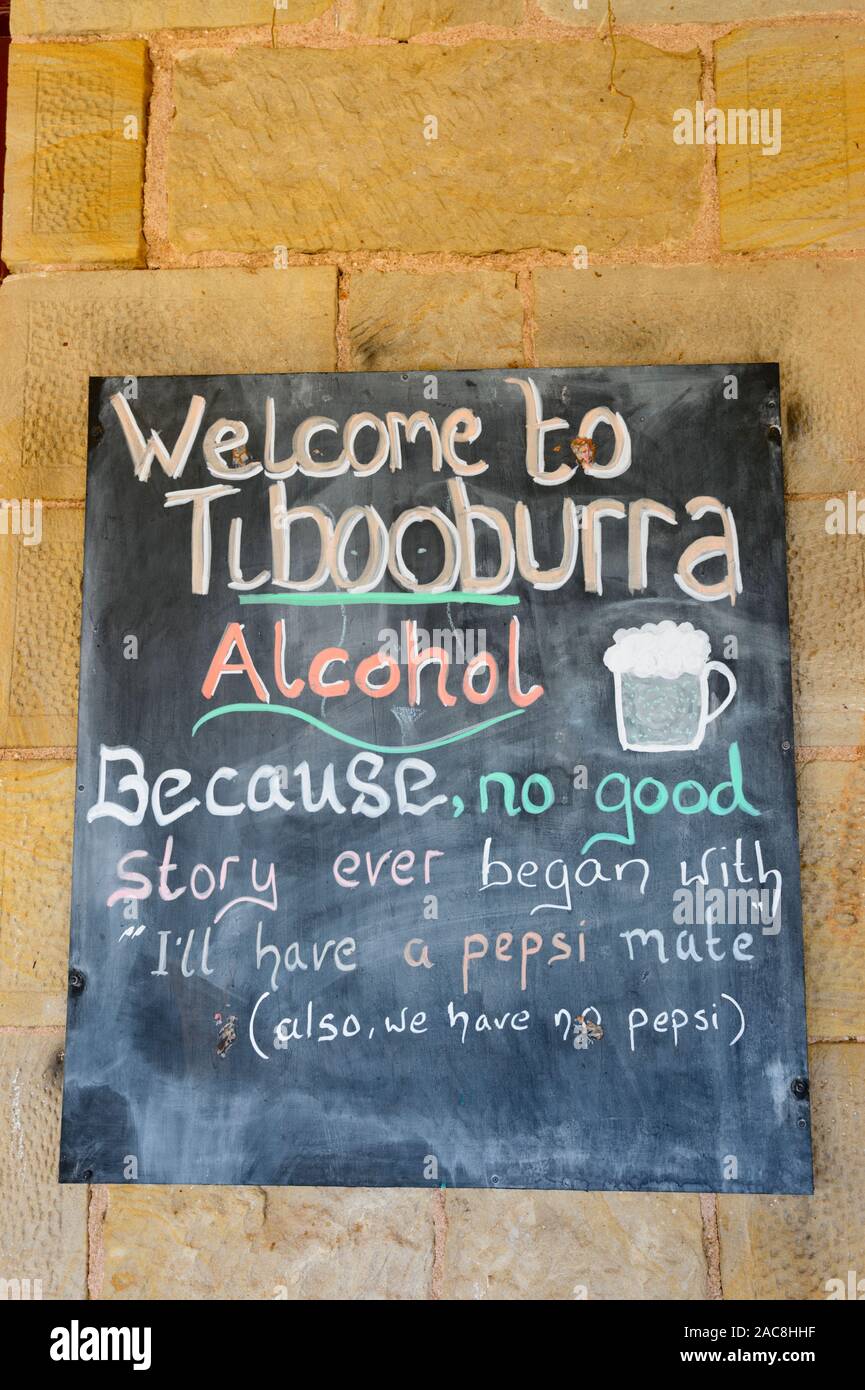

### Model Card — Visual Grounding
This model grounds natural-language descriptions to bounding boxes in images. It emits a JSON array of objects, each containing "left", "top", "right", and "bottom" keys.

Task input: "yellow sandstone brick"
[
  {"left": 0, "top": 507, "right": 84, "bottom": 749},
  {"left": 0, "top": 994, "right": 66, "bottom": 1027},
  {"left": 719, "top": 1044, "right": 865, "bottom": 1298},
  {"left": 11, "top": 1, "right": 331, "bottom": 34},
  {"left": 533, "top": 261, "right": 865, "bottom": 495},
  {"left": 787, "top": 502, "right": 865, "bottom": 749},
  {"left": 0, "top": 543, "right": 15, "bottom": 744},
  {"left": 0, "top": 1032, "right": 87, "bottom": 1299},
  {"left": 2, "top": 42, "right": 149, "bottom": 270},
  {"left": 348, "top": 271, "right": 524, "bottom": 370},
  {"left": 0, "top": 284, "right": 28, "bottom": 500},
  {"left": 167, "top": 41, "right": 703, "bottom": 256},
  {"left": 715, "top": 25, "right": 865, "bottom": 253},
  {"left": 0, "top": 762, "right": 75, "bottom": 1027},
  {"left": 799, "top": 761, "right": 865, "bottom": 1041},
  {"left": 440, "top": 1190, "right": 707, "bottom": 1299},
  {"left": 343, "top": 0, "right": 523, "bottom": 39},
  {"left": 540, "top": 0, "right": 865, "bottom": 23},
  {"left": 0, "top": 268, "right": 338, "bottom": 500},
  {"left": 100, "top": 1186, "right": 433, "bottom": 1298}
]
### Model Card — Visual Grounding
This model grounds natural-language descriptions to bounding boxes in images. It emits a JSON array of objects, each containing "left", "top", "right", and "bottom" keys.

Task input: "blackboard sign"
[{"left": 60, "top": 365, "right": 813, "bottom": 1193}]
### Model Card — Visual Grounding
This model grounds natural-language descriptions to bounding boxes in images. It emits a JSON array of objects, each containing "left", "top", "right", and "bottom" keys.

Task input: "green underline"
[
  {"left": 238, "top": 591, "right": 519, "bottom": 608},
  {"left": 191, "top": 702, "right": 526, "bottom": 753}
]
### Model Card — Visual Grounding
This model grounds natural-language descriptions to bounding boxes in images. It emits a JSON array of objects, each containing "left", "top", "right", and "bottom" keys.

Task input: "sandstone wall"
[{"left": 1, "top": 0, "right": 863, "bottom": 1300}]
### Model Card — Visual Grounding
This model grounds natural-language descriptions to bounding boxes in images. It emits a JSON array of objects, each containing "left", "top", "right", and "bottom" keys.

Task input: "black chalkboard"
[{"left": 60, "top": 365, "right": 813, "bottom": 1193}]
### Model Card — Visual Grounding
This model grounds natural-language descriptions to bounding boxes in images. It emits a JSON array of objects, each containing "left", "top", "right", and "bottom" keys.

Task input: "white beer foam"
[{"left": 603, "top": 620, "right": 710, "bottom": 680}]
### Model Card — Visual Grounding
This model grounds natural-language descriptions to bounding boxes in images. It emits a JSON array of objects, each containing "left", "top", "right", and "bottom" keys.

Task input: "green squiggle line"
[
  {"left": 239, "top": 591, "right": 519, "bottom": 608},
  {"left": 191, "top": 702, "right": 526, "bottom": 753}
]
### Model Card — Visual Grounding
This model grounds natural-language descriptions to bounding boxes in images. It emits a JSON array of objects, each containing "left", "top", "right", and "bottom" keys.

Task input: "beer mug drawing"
[{"left": 603, "top": 620, "right": 737, "bottom": 753}]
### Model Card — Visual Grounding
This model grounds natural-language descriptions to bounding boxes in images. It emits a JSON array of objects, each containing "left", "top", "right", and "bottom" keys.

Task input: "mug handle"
[{"left": 703, "top": 660, "right": 737, "bottom": 724}]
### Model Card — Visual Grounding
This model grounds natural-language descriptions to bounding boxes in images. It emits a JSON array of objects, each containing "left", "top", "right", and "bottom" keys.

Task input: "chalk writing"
[{"left": 60, "top": 366, "right": 812, "bottom": 1194}]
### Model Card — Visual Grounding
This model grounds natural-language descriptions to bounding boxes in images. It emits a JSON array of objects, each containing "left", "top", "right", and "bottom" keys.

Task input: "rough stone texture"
[
  {"left": 12, "top": 1, "right": 331, "bottom": 33},
  {"left": 440, "top": 1190, "right": 707, "bottom": 1298},
  {"left": 0, "top": 508, "right": 84, "bottom": 749},
  {"left": 0, "top": 548, "right": 14, "bottom": 750},
  {"left": 343, "top": 0, "right": 522, "bottom": 38},
  {"left": 534, "top": 262, "right": 865, "bottom": 495},
  {"left": 719, "top": 1044, "right": 865, "bottom": 1298},
  {"left": 2, "top": 42, "right": 149, "bottom": 270},
  {"left": 0, "top": 1032, "right": 87, "bottom": 1299},
  {"left": 0, "top": 268, "right": 338, "bottom": 500},
  {"left": 540, "top": 0, "right": 865, "bottom": 21},
  {"left": 715, "top": 25, "right": 865, "bottom": 253},
  {"left": 787, "top": 502, "right": 865, "bottom": 750},
  {"left": 348, "top": 270, "right": 524, "bottom": 370},
  {"left": 0, "top": 284, "right": 28, "bottom": 499},
  {"left": 100, "top": 1185, "right": 433, "bottom": 1298},
  {"left": 167, "top": 41, "right": 703, "bottom": 256},
  {"left": 0, "top": 762, "right": 74, "bottom": 1026},
  {"left": 799, "top": 762, "right": 865, "bottom": 1041}
]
